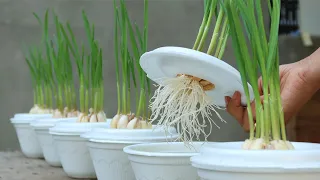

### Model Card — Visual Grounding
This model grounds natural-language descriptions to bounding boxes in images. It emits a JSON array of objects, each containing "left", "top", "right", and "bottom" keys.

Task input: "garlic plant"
[
  {"left": 225, "top": 0, "right": 294, "bottom": 150},
  {"left": 62, "top": 11, "right": 106, "bottom": 123},
  {"left": 149, "top": 0, "right": 230, "bottom": 142},
  {"left": 25, "top": 46, "right": 53, "bottom": 114},
  {"left": 32, "top": 10, "right": 79, "bottom": 118},
  {"left": 49, "top": 12, "right": 79, "bottom": 118},
  {"left": 110, "top": 0, "right": 152, "bottom": 129}
]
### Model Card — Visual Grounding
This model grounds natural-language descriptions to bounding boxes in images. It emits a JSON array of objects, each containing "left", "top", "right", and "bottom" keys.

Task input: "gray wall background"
[{"left": 0, "top": 0, "right": 316, "bottom": 150}]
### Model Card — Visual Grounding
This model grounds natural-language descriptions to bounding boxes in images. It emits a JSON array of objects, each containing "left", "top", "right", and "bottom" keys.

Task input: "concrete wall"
[
  {"left": 0, "top": 0, "right": 314, "bottom": 150},
  {"left": 299, "top": 0, "right": 320, "bottom": 36}
]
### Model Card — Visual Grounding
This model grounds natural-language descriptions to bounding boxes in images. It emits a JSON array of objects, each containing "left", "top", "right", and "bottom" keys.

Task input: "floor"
[{"left": 0, "top": 151, "right": 94, "bottom": 180}]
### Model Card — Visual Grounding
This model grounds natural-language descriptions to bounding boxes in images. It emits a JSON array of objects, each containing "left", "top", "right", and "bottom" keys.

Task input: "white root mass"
[
  {"left": 150, "top": 75, "right": 226, "bottom": 143},
  {"left": 110, "top": 114, "right": 152, "bottom": 129},
  {"left": 242, "top": 138, "right": 295, "bottom": 150}
]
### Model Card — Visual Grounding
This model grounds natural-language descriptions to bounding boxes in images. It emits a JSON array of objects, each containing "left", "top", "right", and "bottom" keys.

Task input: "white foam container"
[
  {"left": 49, "top": 120, "right": 111, "bottom": 179},
  {"left": 123, "top": 142, "right": 206, "bottom": 180},
  {"left": 81, "top": 126, "right": 180, "bottom": 180},
  {"left": 30, "top": 117, "right": 77, "bottom": 167},
  {"left": 140, "top": 46, "right": 255, "bottom": 107},
  {"left": 191, "top": 141, "right": 320, "bottom": 180},
  {"left": 10, "top": 113, "right": 52, "bottom": 158}
]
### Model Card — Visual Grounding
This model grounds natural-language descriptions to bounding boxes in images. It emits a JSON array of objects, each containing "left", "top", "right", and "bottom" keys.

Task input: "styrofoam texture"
[
  {"left": 49, "top": 120, "right": 111, "bottom": 136},
  {"left": 191, "top": 141, "right": 320, "bottom": 180},
  {"left": 49, "top": 121, "right": 110, "bottom": 178},
  {"left": 11, "top": 113, "right": 52, "bottom": 123},
  {"left": 10, "top": 113, "right": 52, "bottom": 158},
  {"left": 52, "top": 135, "right": 97, "bottom": 178},
  {"left": 81, "top": 125, "right": 179, "bottom": 143},
  {"left": 123, "top": 142, "right": 208, "bottom": 180},
  {"left": 31, "top": 117, "right": 77, "bottom": 129},
  {"left": 140, "top": 46, "right": 254, "bottom": 107},
  {"left": 83, "top": 126, "right": 180, "bottom": 180},
  {"left": 13, "top": 113, "right": 52, "bottom": 118},
  {"left": 31, "top": 117, "right": 77, "bottom": 166}
]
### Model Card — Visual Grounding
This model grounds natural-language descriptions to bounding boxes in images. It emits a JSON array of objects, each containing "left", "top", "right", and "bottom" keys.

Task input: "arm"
[{"left": 300, "top": 48, "right": 320, "bottom": 90}]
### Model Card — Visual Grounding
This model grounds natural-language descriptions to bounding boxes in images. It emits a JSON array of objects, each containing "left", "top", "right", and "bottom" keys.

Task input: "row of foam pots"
[
  {"left": 10, "top": 113, "right": 320, "bottom": 180},
  {"left": 10, "top": 113, "right": 201, "bottom": 179}
]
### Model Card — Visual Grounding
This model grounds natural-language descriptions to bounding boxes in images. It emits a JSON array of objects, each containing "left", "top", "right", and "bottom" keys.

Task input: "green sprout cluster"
[
  {"left": 193, "top": 0, "right": 230, "bottom": 58},
  {"left": 25, "top": 9, "right": 104, "bottom": 120},
  {"left": 113, "top": 0, "right": 151, "bottom": 120},
  {"left": 59, "top": 11, "right": 105, "bottom": 122},
  {"left": 224, "top": 0, "right": 287, "bottom": 143},
  {"left": 25, "top": 10, "right": 78, "bottom": 116},
  {"left": 25, "top": 46, "right": 53, "bottom": 112}
]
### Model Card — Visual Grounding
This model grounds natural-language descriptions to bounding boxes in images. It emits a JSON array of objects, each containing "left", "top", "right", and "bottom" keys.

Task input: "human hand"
[{"left": 226, "top": 49, "right": 320, "bottom": 131}]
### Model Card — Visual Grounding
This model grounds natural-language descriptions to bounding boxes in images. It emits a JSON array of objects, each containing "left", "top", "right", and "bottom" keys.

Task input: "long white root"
[{"left": 150, "top": 75, "right": 226, "bottom": 143}]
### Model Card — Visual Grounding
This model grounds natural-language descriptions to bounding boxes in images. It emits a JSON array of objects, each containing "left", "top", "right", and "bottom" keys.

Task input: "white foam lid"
[{"left": 140, "top": 46, "right": 255, "bottom": 107}]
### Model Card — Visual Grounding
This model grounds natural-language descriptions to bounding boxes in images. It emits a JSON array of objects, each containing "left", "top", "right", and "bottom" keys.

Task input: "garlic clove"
[
  {"left": 89, "top": 114, "right": 98, "bottom": 123},
  {"left": 117, "top": 115, "right": 129, "bottom": 129},
  {"left": 64, "top": 107, "right": 68, "bottom": 116},
  {"left": 285, "top": 141, "right": 295, "bottom": 150},
  {"left": 111, "top": 114, "right": 120, "bottom": 128},
  {"left": 242, "top": 139, "right": 252, "bottom": 150},
  {"left": 53, "top": 109, "right": 64, "bottom": 118},
  {"left": 68, "top": 110, "right": 79, "bottom": 117},
  {"left": 128, "top": 113, "right": 135, "bottom": 121},
  {"left": 97, "top": 111, "right": 106, "bottom": 122},
  {"left": 127, "top": 117, "right": 139, "bottom": 129},
  {"left": 136, "top": 120, "right": 142, "bottom": 129},
  {"left": 77, "top": 112, "right": 84, "bottom": 122},
  {"left": 250, "top": 138, "right": 266, "bottom": 150},
  {"left": 140, "top": 120, "right": 152, "bottom": 129},
  {"left": 270, "top": 140, "right": 289, "bottom": 150},
  {"left": 82, "top": 115, "right": 89, "bottom": 123}
]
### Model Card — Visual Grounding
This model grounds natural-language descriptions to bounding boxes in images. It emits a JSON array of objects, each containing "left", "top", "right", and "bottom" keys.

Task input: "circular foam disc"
[{"left": 140, "top": 46, "right": 254, "bottom": 107}]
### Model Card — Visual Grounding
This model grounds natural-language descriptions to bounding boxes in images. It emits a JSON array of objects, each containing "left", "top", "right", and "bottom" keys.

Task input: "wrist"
[{"left": 299, "top": 48, "right": 320, "bottom": 92}]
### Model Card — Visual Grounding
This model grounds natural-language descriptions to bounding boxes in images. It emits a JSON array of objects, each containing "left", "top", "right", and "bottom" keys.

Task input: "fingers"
[
  {"left": 232, "top": 91, "right": 242, "bottom": 107},
  {"left": 226, "top": 91, "right": 249, "bottom": 131}
]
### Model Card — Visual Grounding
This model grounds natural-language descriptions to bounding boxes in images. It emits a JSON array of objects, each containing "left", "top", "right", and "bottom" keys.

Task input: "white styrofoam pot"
[
  {"left": 140, "top": 46, "right": 254, "bottom": 107},
  {"left": 30, "top": 117, "right": 77, "bottom": 167},
  {"left": 49, "top": 120, "right": 111, "bottom": 178},
  {"left": 123, "top": 142, "right": 209, "bottom": 180},
  {"left": 81, "top": 126, "right": 179, "bottom": 180},
  {"left": 13, "top": 113, "right": 52, "bottom": 118},
  {"left": 191, "top": 141, "right": 320, "bottom": 180},
  {"left": 10, "top": 113, "right": 52, "bottom": 158}
]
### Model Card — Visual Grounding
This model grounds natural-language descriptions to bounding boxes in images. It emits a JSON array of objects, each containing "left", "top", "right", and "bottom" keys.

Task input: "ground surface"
[{"left": 0, "top": 151, "right": 94, "bottom": 180}]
